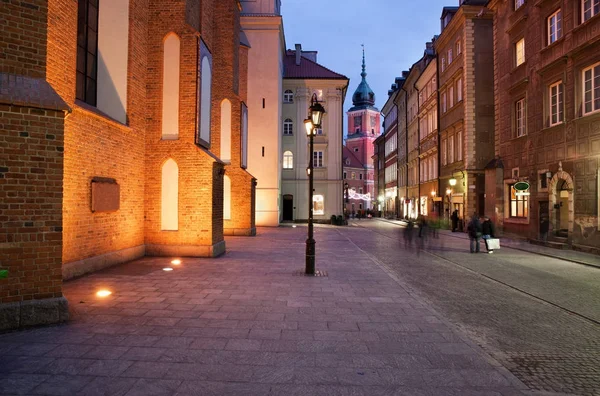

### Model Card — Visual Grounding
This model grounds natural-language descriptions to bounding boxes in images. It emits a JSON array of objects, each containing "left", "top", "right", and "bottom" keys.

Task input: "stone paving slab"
[{"left": 0, "top": 227, "right": 529, "bottom": 395}]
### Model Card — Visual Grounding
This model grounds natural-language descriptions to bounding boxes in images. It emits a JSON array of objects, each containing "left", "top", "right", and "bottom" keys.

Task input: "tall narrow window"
[
  {"left": 549, "top": 81, "right": 564, "bottom": 126},
  {"left": 457, "top": 131, "right": 463, "bottom": 161},
  {"left": 313, "top": 151, "right": 324, "bottom": 168},
  {"left": 76, "top": 0, "right": 99, "bottom": 106},
  {"left": 441, "top": 57, "right": 446, "bottom": 72},
  {"left": 313, "top": 195, "right": 324, "bottom": 215},
  {"left": 449, "top": 86, "right": 454, "bottom": 108},
  {"left": 223, "top": 176, "right": 231, "bottom": 220},
  {"left": 283, "top": 150, "right": 293, "bottom": 169},
  {"left": 162, "top": 33, "right": 180, "bottom": 139},
  {"left": 583, "top": 62, "right": 600, "bottom": 115},
  {"left": 161, "top": 159, "right": 178, "bottom": 231},
  {"left": 456, "top": 40, "right": 461, "bottom": 55},
  {"left": 441, "top": 92, "right": 447, "bottom": 113},
  {"left": 220, "top": 99, "right": 232, "bottom": 162},
  {"left": 515, "top": 38, "right": 525, "bottom": 67},
  {"left": 515, "top": 0, "right": 525, "bottom": 9},
  {"left": 200, "top": 55, "right": 212, "bottom": 145},
  {"left": 283, "top": 119, "right": 293, "bottom": 135},
  {"left": 457, "top": 78, "right": 463, "bottom": 102},
  {"left": 516, "top": 98, "right": 526, "bottom": 137},
  {"left": 548, "top": 9, "right": 562, "bottom": 45},
  {"left": 442, "top": 139, "right": 447, "bottom": 166},
  {"left": 449, "top": 136, "right": 454, "bottom": 164},
  {"left": 283, "top": 89, "right": 294, "bottom": 103},
  {"left": 448, "top": 48, "right": 453, "bottom": 64},
  {"left": 510, "top": 185, "right": 529, "bottom": 218},
  {"left": 582, "top": 0, "right": 600, "bottom": 23}
]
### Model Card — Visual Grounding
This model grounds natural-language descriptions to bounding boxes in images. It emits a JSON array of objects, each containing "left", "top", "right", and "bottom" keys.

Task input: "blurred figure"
[
  {"left": 404, "top": 220, "right": 415, "bottom": 249},
  {"left": 451, "top": 209, "right": 459, "bottom": 232},
  {"left": 467, "top": 213, "right": 482, "bottom": 253},
  {"left": 540, "top": 214, "right": 549, "bottom": 243},
  {"left": 481, "top": 216, "right": 496, "bottom": 254},
  {"left": 417, "top": 215, "right": 428, "bottom": 252}
]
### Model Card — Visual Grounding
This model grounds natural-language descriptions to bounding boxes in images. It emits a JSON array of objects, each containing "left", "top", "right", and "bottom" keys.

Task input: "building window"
[
  {"left": 283, "top": 119, "right": 293, "bottom": 135},
  {"left": 515, "top": 0, "right": 525, "bottom": 10},
  {"left": 516, "top": 98, "right": 526, "bottom": 137},
  {"left": 442, "top": 138, "right": 447, "bottom": 166},
  {"left": 283, "top": 150, "right": 293, "bottom": 169},
  {"left": 283, "top": 89, "right": 294, "bottom": 103},
  {"left": 162, "top": 33, "right": 181, "bottom": 139},
  {"left": 351, "top": 172, "right": 356, "bottom": 179},
  {"left": 441, "top": 92, "right": 447, "bottom": 113},
  {"left": 449, "top": 86, "right": 454, "bottom": 108},
  {"left": 583, "top": 62, "right": 600, "bottom": 115},
  {"left": 199, "top": 51, "right": 213, "bottom": 147},
  {"left": 241, "top": 103, "right": 248, "bottom": 168},
  {"left": 509, "top": 185, "right": 529, "bottom": 218},
  {"left": 223, "top": 175, "right": 231, "bottom": 220},
  {"left": 76, "top": 0, "right": 99, "bottom": 106},
  {"left": 582, "top": 0, "right": 600, "bottom": 23},
  {"left": 539, "top": 171, "right": 549, "bottom": 191},
  {"left": 457, "top": 78, "right": 463, "bottom": 102},
  {"left": 448, "top": 48, "right": 453, "bottom": 64},
  {"left": 343, "top": 172, "right": 347, "bottom": 179},
  {"left": 515, "top": 38, "right": 525, "bottom": 67},
  {"left": 359, "top": 187, "right": 363, "bottom": 194},
  {"left": 448, "top": 135, "right": 454, "bottom": 164},
  {"left": 354, "top": 115, "right": 362, "bottom": 128},
  {"left": 548, "top": 9, "right": 562, "bottom": 45},
  {"left": 456, "top": 40, "right": 461, "bottom": 55},
  {"left": 457, "top": 131, "right": 463, "bottom": 161},
  {"left": 549, "top": 81, "right": 564, "bottom": 126},
  {"left": 313, "top": 195, "right": 324, "bottom": 215},
  {"left": 315, "top": 128, "right": 323, "bottom": 135},
  {"left": 354, "top": 147, "right": 359, "bottom": 152},
  {"left": 220, "top": 99, "right": 231, "bottom": 162},
  {"left": 161, "top": 159, "right": 178, "bottom": 231},
  {"left": 371, "top": 115, "right": 377, "bottom": 126},
  {"left": 313, "top": 151, "right": 324, "bottom": 168},
  {"left": 359, "top": 173, "right": 363, "bottom": 180},
  {"left": 441, "top": 57, "right": 446, "bottom": 72}
]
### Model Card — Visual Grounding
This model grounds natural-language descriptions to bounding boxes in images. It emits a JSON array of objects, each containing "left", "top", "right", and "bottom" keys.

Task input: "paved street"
[
  {"left": 342, "top": 219, "right": 600, "bottom": 395},
  {"left": 0, "top": 226, "right": 528, "bottom": 396}
]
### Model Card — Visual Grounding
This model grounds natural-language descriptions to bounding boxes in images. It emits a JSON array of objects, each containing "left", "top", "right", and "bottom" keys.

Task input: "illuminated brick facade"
[{"left": 0, "top": 0, "right": 254, "bottom": 330}]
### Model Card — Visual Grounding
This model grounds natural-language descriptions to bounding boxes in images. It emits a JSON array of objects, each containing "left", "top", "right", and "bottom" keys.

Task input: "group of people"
[{"left": 466, "top": 214, "right": 497, "bottom": 254}]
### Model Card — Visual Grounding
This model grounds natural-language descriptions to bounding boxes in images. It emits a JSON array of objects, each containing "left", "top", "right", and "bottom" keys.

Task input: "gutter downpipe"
[
  {"left": 414, "top": 82, "right": 421, "bottom": 217},
  {"left": 400, "top": 86, "right": 409, "bottom": 220}
]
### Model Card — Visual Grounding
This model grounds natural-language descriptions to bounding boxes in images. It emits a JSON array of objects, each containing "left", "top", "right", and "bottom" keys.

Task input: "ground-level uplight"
[
  {"left": 96, "top": 290, "right": 112, "bottom": 297},
  {"left": 163, "top": 267, "right": 174, "bottom": 272},
  {"left": 171, "top": 259, "right": 181, "bottom": 265}
]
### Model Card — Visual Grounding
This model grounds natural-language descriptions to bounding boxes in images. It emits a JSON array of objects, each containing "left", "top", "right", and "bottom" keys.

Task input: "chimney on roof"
[{"left": 295, "top": 44, "right": 302, "bottom": 66}]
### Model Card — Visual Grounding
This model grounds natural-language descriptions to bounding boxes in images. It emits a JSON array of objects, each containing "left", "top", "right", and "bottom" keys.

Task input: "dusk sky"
[{"left": 282, "top": 0, "right": 455, "bottom": 132}]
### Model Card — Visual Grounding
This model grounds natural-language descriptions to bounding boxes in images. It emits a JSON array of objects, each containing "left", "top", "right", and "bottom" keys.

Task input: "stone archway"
[{"left": 547, "top": 164, "right": 574, "bottom": 240}]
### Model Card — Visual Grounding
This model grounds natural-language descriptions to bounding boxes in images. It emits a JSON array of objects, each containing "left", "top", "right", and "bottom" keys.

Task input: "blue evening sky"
[{"left": 282, "top": 0, "right": 455, "bottom": 132}]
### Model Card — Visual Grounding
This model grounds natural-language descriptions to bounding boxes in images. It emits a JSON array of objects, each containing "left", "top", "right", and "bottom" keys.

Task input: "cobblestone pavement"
[
  {"left": 343, "top": 219, "right": 600, "bottom": 396},
  {"left": 0, "top": 226, "right": 529, "bottom": 396}
]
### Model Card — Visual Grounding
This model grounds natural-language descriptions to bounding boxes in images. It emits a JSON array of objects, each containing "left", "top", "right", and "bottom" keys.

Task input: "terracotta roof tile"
[{"left": 284, "top": 52, "right": 348, "bottom": 80}]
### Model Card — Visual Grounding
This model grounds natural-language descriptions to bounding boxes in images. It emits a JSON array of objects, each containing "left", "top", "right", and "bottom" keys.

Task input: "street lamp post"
[{"left": 303, "top": 94, "right": 325, "bottom": 275}]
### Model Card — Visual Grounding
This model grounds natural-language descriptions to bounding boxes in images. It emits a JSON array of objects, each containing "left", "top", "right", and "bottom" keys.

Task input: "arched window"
[
  {"left": 162, "top": 33, "right": 180, "bottom": 139},
  {"left": 161, "top": 159, "right": 178, "bottom": 230},
  {"left": 220, "top": 99, "right": 231, "bottom": 162},
  {"left": 283, "top": 151, "right": 293, "bottom": 169},
  {"left": 283, "top": 90, "right": 294, "bottom": 103},
  {"left": 283, "top": 119, "right": 293, "bottom": 135},
  {"left": 223, "top": 175, "right": 231, "bottom": 220},
  {"left": 200, "top": 56, "right": 212, "bottom": 145}
]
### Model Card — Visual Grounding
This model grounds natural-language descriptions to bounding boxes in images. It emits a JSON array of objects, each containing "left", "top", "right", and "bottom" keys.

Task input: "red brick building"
[
  {"left": 488, "top": 0, "right": 600, "bottom": 251},
  {"left": 0, "top": 0, "right": 254, "bottom": 330}
]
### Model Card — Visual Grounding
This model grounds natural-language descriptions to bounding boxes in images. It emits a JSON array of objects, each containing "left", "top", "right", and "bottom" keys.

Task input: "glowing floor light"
[
  {"left": 171, "top": 259, "right": 181, "bottom": 265},
  {"left": 163, "top": 267, "right": 174, "bottom": 272},
  {"left": 96, "top": 290, "right": 112, "bottom": 297}
]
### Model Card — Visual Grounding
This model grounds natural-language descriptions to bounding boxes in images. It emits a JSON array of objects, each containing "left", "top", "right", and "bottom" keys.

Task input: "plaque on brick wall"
[{"left": 91, "top": 178, "right": 120, "bottom": 213}]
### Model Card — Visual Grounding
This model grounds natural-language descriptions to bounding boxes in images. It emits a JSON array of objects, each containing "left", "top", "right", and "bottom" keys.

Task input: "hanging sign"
[{"left": 514, "top": 181, "right": 530, "bottom": 191}]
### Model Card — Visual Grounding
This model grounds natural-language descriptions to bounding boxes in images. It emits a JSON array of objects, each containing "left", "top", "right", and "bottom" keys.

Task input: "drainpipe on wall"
[
  {"left": 400, "top": 86, "right": 409, "bottom": 220},
  {"left": 435, "top": 50, "right": 442, "bottom": 222},
  {"left": 414, "top": 83, "right": 421, "bottom": 217}
]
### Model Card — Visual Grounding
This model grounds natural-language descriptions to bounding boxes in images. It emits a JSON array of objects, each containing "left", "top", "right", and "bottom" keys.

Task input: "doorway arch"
[
  {"left": 282, "top": 194, "right": 293, "bottom": 222},
  {"left": 548, "top": 168, "right": 574, "bottom": 239}
]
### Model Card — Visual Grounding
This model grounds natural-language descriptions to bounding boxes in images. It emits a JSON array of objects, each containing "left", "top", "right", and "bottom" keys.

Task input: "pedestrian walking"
[
  {"left": 481, "top": 216, "right": 496, "bottom": 254},
  {"left": 404, "top": 220, "right": 414, "bottom": 249},
  {"left": 467, "top": 214, "right": 482, "bottom": 253},
  {"left": 417, "top": 215, "right": 428, "bottom": 251},
  {"left": 451, "top": 209, "right": 459, "bottom": 232}
]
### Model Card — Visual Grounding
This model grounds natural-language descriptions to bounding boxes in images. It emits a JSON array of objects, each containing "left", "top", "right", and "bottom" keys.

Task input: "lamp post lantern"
[{"left": 304, "top": 94, "right": 325, "bottom": 275}]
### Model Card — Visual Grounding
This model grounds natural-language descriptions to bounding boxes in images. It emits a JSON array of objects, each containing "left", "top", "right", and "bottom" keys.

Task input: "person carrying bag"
[{"left": 481, "top": 216, "right": 499, "bottom": 254}]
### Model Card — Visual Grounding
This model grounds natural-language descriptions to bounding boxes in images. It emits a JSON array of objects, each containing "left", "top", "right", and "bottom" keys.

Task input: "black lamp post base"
[{"left": 305, "top": 238, "right": 315, "bottom": 275}]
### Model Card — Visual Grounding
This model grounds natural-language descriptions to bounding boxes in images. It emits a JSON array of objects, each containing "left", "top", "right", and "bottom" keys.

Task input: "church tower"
[{"left": 344, "top": 48, "right": 381, "bottom": 212}]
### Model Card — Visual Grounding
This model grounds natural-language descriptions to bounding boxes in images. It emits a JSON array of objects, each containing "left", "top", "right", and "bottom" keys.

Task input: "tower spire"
[{"left": 361, "top": 44, "right": 367, "bottom": 80}]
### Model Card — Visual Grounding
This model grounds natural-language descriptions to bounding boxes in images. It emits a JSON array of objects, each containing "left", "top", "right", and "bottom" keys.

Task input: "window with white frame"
[
  {"left": 583, "top": 62, "right": 600, "bottom": 115},
  {"left": 515, "top": 38, "right": 525, "bottom": 67},
  {"left": 449, "top": 135, "right": 454, "bottom": 164},
  {"left": 283, "top": 150, "right": 293, "bottom": 169},
  {"left": 457, "top": 131, "right": 463, "bottom": 161},
  {"left": 449, "top": 86, "right": 454, "bottom": 108},
  {"left": 509, "top": 184, "right": 529, "bottom": 218},
  {"left": 582, "top": 0, "right": 600, "bottom": 23},
  {"left": 283, "top": 119, "right": 293, "bottom": 135},
  {"left": 456, "top": 40, "right": 461, "bottom": 55},
  {"left": 448, "top": 48, "right": 453, "bottom": 64},
  {"left": 549, "top": 81, "right": 564, "bottom": 126},
  {"left": 516, "top": 98, "right": 526, "bottom": 137},
  {"left": 313, "top": 151, "right": 324, "bottom": 168},
  {"left": 283, "top": 89, "right": 294, "bottom": 103},
  {"left": 441, "top": 57, "right": 446, "bottom": 72},
  {"left": 442, "top": 92, "right": 447, "bottom": 113},
  {"left": 457, "top": 78, "right": 463, "bottom": 102},
  {"left": 442, "top": 138, "right": 447, "bottom": 165},
  {"left": 515, "top": 0, "right": 525, "bottom": 10},
  {"left": 548, "top": 9, "right": 562, "bottom": 45}
]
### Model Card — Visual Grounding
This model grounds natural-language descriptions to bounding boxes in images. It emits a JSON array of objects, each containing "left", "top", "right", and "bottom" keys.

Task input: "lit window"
[
  {"left": 516, "top": 98, "right": 526, "bottom": 137},
  {"left": 457, "top": 78, "right": 463, "bottom": 102},
  {"left": 549, "top": 81, "right": 564, "bottom": 126},
  {"left": 283, "top": 89, "right": 294, "bottom": 103},
  {"left": 283, "top": 150, "right": 293, "bottom": 169},
  {"left": 449, "top": 86, "right": 454, "bottom": 108},
  {"left": 509, "top": 185, "right": 529, "bottom": 218},
  {"left": 351, "top": 172, "right": 356, "bottom": 179},
  {"left": 515, "top": 0, "right": 525, "bottom": 10},
  {"left": 283, "top": 119, "right": 293, "bottom": 135},
  {"left": 313, "top": 151, "right": 324, "bottom": 168},
  {"left": 583, "top": 62, "right": 600, "bottom": 115},
  {"left": 515, "top": 38, "right": 525, "bottom": 67},
  {"left": 582, "top": 0, "right": 600, "bottom": 23},
  {"left": 313, "top": 195, "right": 324, "bottom": 215},
  {"left": 548, "top": 10, "right": 562, "bottom": 45}
]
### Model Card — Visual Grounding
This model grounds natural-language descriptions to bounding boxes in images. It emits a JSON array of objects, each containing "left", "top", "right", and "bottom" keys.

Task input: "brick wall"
[{"left": 0, "top": 105, "right": 64, "bottom": 304}]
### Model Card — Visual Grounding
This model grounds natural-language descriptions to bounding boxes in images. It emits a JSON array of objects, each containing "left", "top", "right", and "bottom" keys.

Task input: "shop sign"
[{"left": 514, "top": 181, "right": 530, "bottom": 191}]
